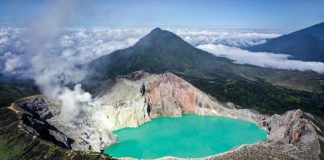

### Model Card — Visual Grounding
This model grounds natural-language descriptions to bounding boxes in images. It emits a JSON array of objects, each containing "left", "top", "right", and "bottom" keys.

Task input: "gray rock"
[{"left": 12, "top": 72, "right": 324, "bottom": 159}]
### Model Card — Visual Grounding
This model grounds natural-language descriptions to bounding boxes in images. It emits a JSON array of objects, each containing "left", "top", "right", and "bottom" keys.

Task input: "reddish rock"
[
  {"left": 291, "top": 130, "right": 300, "bottom": 143},
  {"left": 144, "top": 73, "right": 199, "bottom": 117}
]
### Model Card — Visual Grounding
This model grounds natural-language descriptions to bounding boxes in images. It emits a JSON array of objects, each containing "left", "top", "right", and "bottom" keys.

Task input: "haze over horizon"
[{"left": 0, "top": 0, "right": 324, "bottom": 32}]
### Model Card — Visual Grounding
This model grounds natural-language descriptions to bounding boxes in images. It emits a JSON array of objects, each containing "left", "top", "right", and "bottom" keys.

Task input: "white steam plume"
[{"left": 24, "top": 0, "right": 96, "bottom": 123}]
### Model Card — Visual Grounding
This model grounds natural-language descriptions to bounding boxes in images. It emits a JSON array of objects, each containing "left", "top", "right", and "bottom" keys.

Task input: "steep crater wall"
[{"left": 11, "top": 71, "right": 324, "bottom": 159}]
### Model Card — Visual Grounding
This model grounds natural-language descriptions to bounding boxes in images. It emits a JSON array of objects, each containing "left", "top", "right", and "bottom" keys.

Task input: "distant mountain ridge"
[
  {"left": 85, "top": 27, "right": 323, "bottom": 92},
  {"left": 247, "top": 22, "right": 324, "bottom": 62}
]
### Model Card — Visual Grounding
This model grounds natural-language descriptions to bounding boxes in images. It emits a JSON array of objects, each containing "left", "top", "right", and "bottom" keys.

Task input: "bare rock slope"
[{"left": 11, "top": 71, "right": 324, "bottom": 159}]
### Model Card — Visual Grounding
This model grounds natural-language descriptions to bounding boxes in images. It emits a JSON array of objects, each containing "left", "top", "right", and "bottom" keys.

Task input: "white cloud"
[
  {"left": 197, "top": 44, "right": 324, "bottom": 73},
  {"left": 55, "top": 27, "right": 150, "bottom": 65},
  {"left": 172, "top": 28, "right": 280, "bottom": 47},
  {"left": 0, "top": 21, "right": 323, "bottom": 126},
  {"left": 1, "top": 27, "right": 278, "bottom": 74},
  {"left": 3, "top": 55, "right": 24, "bottom": 72},
  {"left": 1, "top": 26, "right": 323, "bottom": 77},
  {"left": 0, "top": 27, "right": 144, "bottom": 77},
  {"left": 0, "top": 37, "right": 8, "bottom": 45}
]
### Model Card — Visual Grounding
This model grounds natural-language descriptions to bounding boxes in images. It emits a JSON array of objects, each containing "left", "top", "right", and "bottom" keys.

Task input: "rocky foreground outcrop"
[
  {"left": 0, "top": 107, "right": 110, "bottom": 160},
  {"left": 10, "top": 71, "right": 324, "bottom": 159}
]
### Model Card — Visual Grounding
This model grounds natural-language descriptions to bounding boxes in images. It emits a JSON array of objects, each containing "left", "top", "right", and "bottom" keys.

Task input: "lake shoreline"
[{"left": 104, "top": 114, "right": 267, "bottom": 159}]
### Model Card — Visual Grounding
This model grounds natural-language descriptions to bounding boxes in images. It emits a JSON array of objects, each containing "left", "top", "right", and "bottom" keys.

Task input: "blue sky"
[{"left": 0, "top": 0, "right": 324, "bottom": 31}]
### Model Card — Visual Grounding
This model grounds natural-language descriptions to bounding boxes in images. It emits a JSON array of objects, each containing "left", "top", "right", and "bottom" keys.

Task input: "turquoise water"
[{"left": 104, "top": 114, "right": 267, "bottom": 159}]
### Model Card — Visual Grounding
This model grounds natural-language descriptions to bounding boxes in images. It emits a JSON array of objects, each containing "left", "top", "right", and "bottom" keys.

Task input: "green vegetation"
[
  {"left": 87, "top": 28, "right": 324, "bottom": 92},
  {"left": 0, "top": 81, "right": 39, "bottom": 108},
  {"left": 1, "top": 28, "right": 323, "bottom": 159},
  {"left": 0, "top": 108, "right": 111, "bottom": 160},
  {"left": 184, "top": 75, "right": 324, "bottom": 117},
  {"left": 0, "top": 78, "right": 112, "bottom": 160},
  {"left": 86, "top": 28, "right": 324, "bottom": 118}
]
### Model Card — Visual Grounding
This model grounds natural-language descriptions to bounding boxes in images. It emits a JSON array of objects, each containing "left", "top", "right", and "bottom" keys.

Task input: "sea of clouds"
[
  {"left": 0, "top": 26, "right": 283, "bottom": 76},
  {"left": 2, "top": 26, "right": 324, "bottom": 77},
  {"left": 197, "top": 44, "right": 324, "bottom": 73}
]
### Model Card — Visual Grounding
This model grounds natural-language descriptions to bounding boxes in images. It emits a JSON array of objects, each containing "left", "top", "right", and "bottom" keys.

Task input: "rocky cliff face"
[
  {"left": 11, "top": 71, "right": 324, "bottom": 159},
  {"left": 14, "top": 96, "right": 117, "bottom": 152},
  {"left": 98, "top": 71, "right": 266, "bottom": 130}
]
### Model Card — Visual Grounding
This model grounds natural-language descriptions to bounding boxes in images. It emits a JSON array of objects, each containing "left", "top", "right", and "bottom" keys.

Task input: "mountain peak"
[
  {"left": 151, "top": 27, "right": 163, "bottom": 33},
  {"left": 88, "top": 26, "right": 234, "bottom": 82},
  {"left": 147, "top": 27, "right": 171, "bottom": 37},
  {"left": 135, "top": 27, "right": 184, "bottom": 47},
  {"left": 146, "top": 27, "right": 167, "bottom": 37}
]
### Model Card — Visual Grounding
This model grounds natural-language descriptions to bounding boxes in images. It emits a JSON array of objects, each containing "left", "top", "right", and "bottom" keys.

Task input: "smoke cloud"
[
  {"left": 58, "top": 84, "right": 93, "bottom": 122},
  {"left": 22, "top": 0, "right": 97, "bottom": 123}
]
